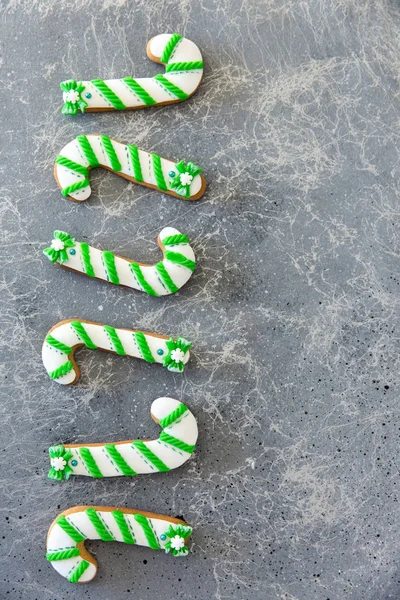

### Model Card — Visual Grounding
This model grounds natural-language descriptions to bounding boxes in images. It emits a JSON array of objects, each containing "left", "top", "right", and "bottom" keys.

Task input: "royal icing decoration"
[
  {"left": 54, "top": 135, "right": 205, "bottom": 201},
  {"left": 48, "top": 397, "right": 197, "bottom": 480},
  {"left": 46, "top": 506, "right": 192, "bottom": 583},
  {"left": 60, "top": 33, "right": 203, "bottom": 115},
  {"left": 43, "top": 227, "right": 196, "bottom": 295},
  {"left": 42, "top": 319, "right": 192, "bottom": 385}
]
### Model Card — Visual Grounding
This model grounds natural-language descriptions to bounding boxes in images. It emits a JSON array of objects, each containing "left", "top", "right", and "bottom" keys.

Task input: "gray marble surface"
[{"left": 1, "top": 1, "right": 400, "bottom": 599}]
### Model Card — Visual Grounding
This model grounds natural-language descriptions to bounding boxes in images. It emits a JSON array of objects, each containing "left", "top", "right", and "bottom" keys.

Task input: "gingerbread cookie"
[
  {"left": 43, "top": 227, "right": 196, "bottom": 295},
  {"left": 60, "top": 33, "right": 203, "bottom": 115},
  {"left": 55, "top": 135, "right": 205, "bottom": 201},
  {"left": 47, "top": 506, "right": 192, "bottom": 583},
  {"left": 48, "top": 397, "right": 198, "bottom": 480},
  {"left": 42, "top": 319, "right": 192, "bottom": 385}
]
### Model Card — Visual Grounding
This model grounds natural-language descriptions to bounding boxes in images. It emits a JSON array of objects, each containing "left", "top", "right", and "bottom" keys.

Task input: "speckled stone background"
[{"left": 1, "top": 1, "right": 400, "bottom": 599}]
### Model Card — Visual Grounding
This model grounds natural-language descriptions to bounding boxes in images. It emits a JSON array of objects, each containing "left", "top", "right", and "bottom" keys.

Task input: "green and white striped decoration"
[
  {"left": 43, "top": 227, "right": 196, "bottom": 296},
  {"left": 60, "top": 34, "right": 203, "bottom": 115},
  {"left": 46, "top": 506, "right": 192, "bottom": 583},
  {"left": 42, "top": 319, "right": 192, "bottom": 385},
  {"left": 48, "top": 397, "right": 197, "bottom": 480},
  {"left": 55, "top": 134, "right": 205, "bottom": 201}
]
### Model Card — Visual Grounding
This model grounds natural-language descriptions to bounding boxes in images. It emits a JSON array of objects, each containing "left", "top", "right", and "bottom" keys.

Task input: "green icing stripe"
[
  {"left": 90, "top": 79, "right": 127, "bottom": 111},
  {"left": 48, "top": 361, "right": 74, "bottom": 380},
  {"left": 77, "top": 135, "right": 100, "bottom": 167},
  {"left": 154, "top": 74, "right": 189, "bottom": 101},
  {"left": 79, "top": 242, "right": 95, "bottom": 278},
  {"left": 70, "top": 321, "right": 97, "bottom": 349},
  {"left": 85, "top": 508, "right": 115, "bottom": 541},
  {"left": 61, "top": 179, "right": 90, "bottom": 198},
  {"left": 159, "top": 403, "right": 188, "bottom": 429},
  {"left": 134, "top": 331, "right": 156, "bottom": 363},
  {"left": 161, "top": 233, "right": 189, "bottom": 246},
  {"left": 165, "top": 61, "right": 203, "bottom": 72},
  {"left": 68, "top": 560, "right": 90, "bottom": 583},
  {"left": 130, "top": 262, "right": 158, "bottom": 296},
  {"left": 46, "top": 548, "right": 80, "bottom": 561},
  {"left": 105, "top": 444, "right": 137, "bottom": 476},
  {"left": 103, "top": 325, "right": 126, "bottom": 355},
  {"left": 152, "top": 153, "right": 167, "bottom": 191},
  {"left": 133, "top": 514, "right": 160, "bottom": 550},
  {"left": 155, "top": 262, "right": 179, "bottom": 294},
  {"left": 45, "top": 335, "right": 72, "bottom": 355},
  {"left": 79, "top": 448, "right": 103, "bottom": 478},
  {"left": 55, "top": 155, "right": 89, "bottom": 176},
  {"left": 165, "top": 250, "right": 196, "bottom": 272},
  {"left": 159, "top": 431, "right": 196, "bottom": 454},
  {"left": 100, "top": 135, "right": 122, "bottom": 171},
  {"left": 128, "top": 144, "right": 143, "bottom": 182},
  {"left": 160, "top": 33, "right": 182, "bottom": 64},
  {"left": 112, "top": 510, "right": 136, "bottom": 544},
  {"left": 132, "top": 440, "right": 170, "bottom": 472},
  {"left": 56, "top": 515, "right": 86, "bottom": 543},
  {"left": 122, "top": 76, "right": 156, "bottom": 105},
  {"left": 102, "top": 251, "right": 120, "bottom": 285}
]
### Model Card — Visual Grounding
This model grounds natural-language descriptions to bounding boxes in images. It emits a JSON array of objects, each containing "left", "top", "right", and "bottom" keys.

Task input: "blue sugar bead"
[{"left": 157, "top": 349, "right": 164, "bottom": 356}]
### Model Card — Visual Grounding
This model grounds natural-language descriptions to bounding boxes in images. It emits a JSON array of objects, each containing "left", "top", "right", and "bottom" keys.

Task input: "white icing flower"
[
  {"left": 51, "top": 238, "right": 65, "bottom": 251},
  {"left": 170, "top": 535, "right": 185, "bottom": 551},
  {"left": 51, "top": 456, "right": 67, "bottom": 471},
  {"left": 63, "top": 89, "right": 80, "bottom": 104},
  {"left": 171, "top": 348, "right": 185, "bottom": 363},
  {"left": 180, "top": 172, "right": 193, "bottom": 186}
]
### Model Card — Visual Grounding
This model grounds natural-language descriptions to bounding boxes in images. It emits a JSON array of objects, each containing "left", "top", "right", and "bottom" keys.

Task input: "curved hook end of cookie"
[
  {"left": 54, "top": 151, "right": 92, "bottom": 202},
  {"left": 47, "top": 553, "right": 97, "bottom": 584},
  {"left": 46, "top": 511, "right": 98, "bottom": 584},
  {"left": 151, "top": 396, "right": 199, "bottom": 449},
  {"left": 42, "top": 320, "right": 81, "bottom": 385},
  {"left": 146, "top": 33, "right": 181, "bottom": 63}
]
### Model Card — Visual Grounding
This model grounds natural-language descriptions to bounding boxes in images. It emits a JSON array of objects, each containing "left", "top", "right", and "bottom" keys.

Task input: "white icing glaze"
[
  {"left": 49, "top": 227, "right": 196, "bottom": 295},
  {"left": 55, "top": 135, "right": 204, "bottom": 201},
  {"left": 42, "top": 319, "right": 191, "bottom": 385},
  {"left": 47, "top": 507, "right": 191, "bottom": 583},
  {"left": 51, "top": 397, "right": 198, "bottom": 478}
]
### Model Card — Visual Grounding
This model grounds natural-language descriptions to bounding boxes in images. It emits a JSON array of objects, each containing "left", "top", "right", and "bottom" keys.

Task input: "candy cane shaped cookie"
[
  {"left": 55, "top": 135, "right": 205, "bottom": 201},
  {"left": 60, "top": 33, "right": 203, "bottom": 115},
  {"left": 48, "top": 397, "right": 197, "bottom": 480},
  {"left": 43, "top": 227, "right": 196, "bottom": 295},
  {"left": 47, "top": 506, "right": 192, "bottom": 583},
  {"left": 43, "top": 319, "right": 192, "bottom": 385}
]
